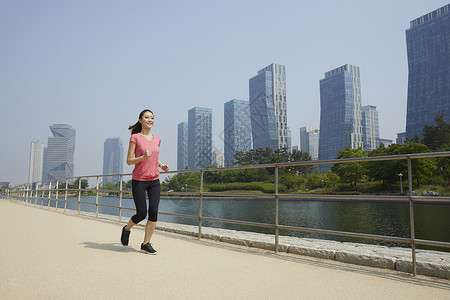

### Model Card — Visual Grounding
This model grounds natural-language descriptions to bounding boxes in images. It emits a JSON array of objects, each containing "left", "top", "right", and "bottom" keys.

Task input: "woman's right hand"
[{"left": 143, "top": 150, "right": 152, "bottom": 159}]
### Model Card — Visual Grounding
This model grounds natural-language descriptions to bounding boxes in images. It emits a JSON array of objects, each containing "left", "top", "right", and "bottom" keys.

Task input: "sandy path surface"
[{"left": 1, "top": 199, "right": 449, "bottom": 299}]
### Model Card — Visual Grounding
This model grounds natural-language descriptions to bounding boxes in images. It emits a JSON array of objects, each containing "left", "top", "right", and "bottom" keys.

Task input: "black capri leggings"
[{"left": 131, "top": 179, "right": 161, "bottom": 223}]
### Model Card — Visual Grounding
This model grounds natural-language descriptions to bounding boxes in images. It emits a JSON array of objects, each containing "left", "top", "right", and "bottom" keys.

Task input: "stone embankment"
[{"left": 155, "top": 221, "right": 450, "bottom": 280}]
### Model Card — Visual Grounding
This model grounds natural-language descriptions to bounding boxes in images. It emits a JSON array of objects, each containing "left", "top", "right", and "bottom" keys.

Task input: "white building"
[{"left": 28, "top": 140, "right": 45, "bottom": 183}]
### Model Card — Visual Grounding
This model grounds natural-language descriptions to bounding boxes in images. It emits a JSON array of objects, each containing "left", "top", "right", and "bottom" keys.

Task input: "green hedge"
[{"left": 207, "top": 181, "right": 286, "bottom": 193}]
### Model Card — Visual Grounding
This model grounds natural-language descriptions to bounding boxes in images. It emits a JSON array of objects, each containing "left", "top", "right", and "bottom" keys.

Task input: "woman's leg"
[
  {"left": 143, "top": 180, "right": 161, "bottom": 244},
  {"left": 130, "top": 180, "right": 148, "bottom": 225},
  {"left": 122, "top": 180, "right": 148, "bottom": 246},
  {"left": 124, "top": 218, "right": 135, "bottom": 231},
  {"left": 143, "top": 221, "right": 157, "bottom": 244}
]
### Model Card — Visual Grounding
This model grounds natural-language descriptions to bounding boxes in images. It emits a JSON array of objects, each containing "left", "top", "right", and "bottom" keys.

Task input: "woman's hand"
[
  {"left": 161, "top": 164, "right": 169, "bottom": 172},
  {"left": 143, "top": 150, "right": 152, "bottom": 159}
]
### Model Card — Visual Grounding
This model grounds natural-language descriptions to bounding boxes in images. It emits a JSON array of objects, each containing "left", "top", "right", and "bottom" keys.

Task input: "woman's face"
[{"left": 139, "top": 111, "right": 154, "bottom": 130}]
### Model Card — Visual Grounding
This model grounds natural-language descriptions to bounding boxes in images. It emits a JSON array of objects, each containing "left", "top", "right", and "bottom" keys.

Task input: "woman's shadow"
[{"left": 81, "top": 241, "right": 140, "bottom": 253}]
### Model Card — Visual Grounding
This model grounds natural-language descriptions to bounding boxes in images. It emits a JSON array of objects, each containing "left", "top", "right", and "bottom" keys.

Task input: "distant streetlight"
[
  {"left": 321, "top": 179, "right": 324, "bottom": 193},
  {"left": 398, "top": 173, "right": 403, "bottom": 194}
]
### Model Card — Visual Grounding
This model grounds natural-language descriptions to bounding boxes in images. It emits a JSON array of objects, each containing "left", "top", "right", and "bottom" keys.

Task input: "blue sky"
[{"left": 1, "top": 0, "right": 448, "bottom": 185}]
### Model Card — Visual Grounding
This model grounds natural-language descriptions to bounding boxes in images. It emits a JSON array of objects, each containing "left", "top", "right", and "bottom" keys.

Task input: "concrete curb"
[{"left": 155, "top": 221, "right": 450, "bottom": 280}]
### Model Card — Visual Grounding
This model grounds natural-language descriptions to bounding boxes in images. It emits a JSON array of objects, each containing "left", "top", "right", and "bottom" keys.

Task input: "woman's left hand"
[{"left": 161, "top": 165, "right": 169, "bottom": 172}]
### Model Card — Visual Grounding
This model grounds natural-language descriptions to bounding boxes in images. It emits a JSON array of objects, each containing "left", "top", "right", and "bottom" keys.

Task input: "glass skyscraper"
[
  {"left": 28, "top": 140, "right": 45, "bottom": 183},
  {"left": 45, "top": 124, "right": 76, "bottom": 180},
  {"left": 224, "top": 99, "right": 252, "bottom": 166},
  {"left": 177, "top": 122, "right": 188, "bottom": 170},
  {"left": 300, "top": 126, "right": 319, "bottom": 160},
  {"left": 249, "top": 63, "right": 288, "bottom": 150},
  {"left": 188, "top": 107, "right": 212, "bottom": 169},
  {"left": 102, "top": 137, "right": 124, "bottom": 185},
  {"left": 361, "top": 105, "right": 380, "bottom": 151},
  {"left": 319, "top": 64, "right": 363, "bottom": 161},
  {"left": 406, "top": 4, "right": 450, "bottom": 139}
]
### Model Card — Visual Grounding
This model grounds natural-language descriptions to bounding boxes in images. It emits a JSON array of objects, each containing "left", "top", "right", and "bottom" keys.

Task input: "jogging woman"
[{"left": 120, "top": 109, "right": 169, "bottom": 254}]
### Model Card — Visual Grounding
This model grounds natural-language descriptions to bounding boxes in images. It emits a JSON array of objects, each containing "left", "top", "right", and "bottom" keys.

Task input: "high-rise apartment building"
[
  {"left": 224, "top": 99, "right": 252, "bottom": 166},
  {"left": 361, "top": 105, "right": 380, "bottom": 151},
  {"left": 28, "top": 140, "right": 45, "bottom": 183},
  {"left": 102, "top": 137, "right": 124, "bottom": 185},
  {"left": 212, "top": 148, "right": 224, "bottom": 167},
  {"left": 45, "top": 124, "right": 76, "bottom": 180},
  {"left": 188, "top": 107, "right": 212, "bottom": 169},
  {"left": 396, "top": 132, "right": 407, "bottom": 145},
  {"left": 300, "top": 126, "right": 319, "bottom": 160},
  {"left": 406, "top": 4, "right": 450, "bottom": 139},
  {"left": 249, "top": 63, "right": 288, "bottom": 150},
  {"left": 319, "top": 64, "right": 363, "bottom": 161},
  {"left": 177, "top": 122, "right": 189, "bottom": 170}
]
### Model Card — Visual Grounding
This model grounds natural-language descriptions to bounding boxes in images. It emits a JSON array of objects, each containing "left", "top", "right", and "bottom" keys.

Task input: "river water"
[{"left": 38, "top": 195, "right": 449, "bottom": 251}]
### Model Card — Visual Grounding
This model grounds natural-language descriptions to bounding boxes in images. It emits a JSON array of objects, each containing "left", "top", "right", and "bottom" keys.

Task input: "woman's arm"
[
  {"left": 159, "top": 160, "right": 169, "bottom": 171},
  {"left": 126, "top": 141, "right": 151, "bottom": 165}
]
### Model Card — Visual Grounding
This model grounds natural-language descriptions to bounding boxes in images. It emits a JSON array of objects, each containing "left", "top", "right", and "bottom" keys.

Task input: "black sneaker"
[
  {"left": 140, "top": 243, "right": 157, "bottom": 255},
  {"left": 121, "top": 226, "right": 131, "bottom": 246}
]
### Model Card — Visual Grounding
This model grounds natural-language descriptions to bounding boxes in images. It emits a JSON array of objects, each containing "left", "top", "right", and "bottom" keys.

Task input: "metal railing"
[{"left": 9, "top": 151, "right": 450, "bottom": 277}]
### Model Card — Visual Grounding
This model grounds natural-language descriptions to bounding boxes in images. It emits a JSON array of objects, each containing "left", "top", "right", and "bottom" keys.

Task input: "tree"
[
  {"left": 70, "top": 178, "right": 89, "bottom": 189},
  {"left": 288, "top": 149, "right": 314, "bottom": 175},
  {"left": 330, "top": 148, "right": 368, "bottom": 190},
  {"left": 422, "top": 112, "right": 450, "bottom": 151},
  {"left": 367, "top": 142, "right": 437, "bottom": 188}
]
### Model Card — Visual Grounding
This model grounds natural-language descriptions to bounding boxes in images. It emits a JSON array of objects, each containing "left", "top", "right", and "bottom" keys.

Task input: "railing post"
[
  {"left": 407, "top": 156, "right": 417, "bottom": 276},
  {"left": 41, "top": 182, "right": 45, "bottom": 207},
  {"left": 275, "top": 165, "right": 279, "bottom": 253},
  {"left": 56, "top": 179, "right": 59, "bottom": 211},
  {"left": 78, "top": 177, "right": 81, "bottom": 215},
  {"left": 48, "top": 181, "right": 52, "bottom": 209},
  {"left": 33, "top": 182, "right": 38, "bottom": 206},
  {"left": 119, "top": 175, "right": 123, "bottom": 223},
  {"left": 28, "top": 184, "right": 33, "bottom": 205},
  {"left": 198, "top": 170, "right": 204, "bottom": 239},
  {"left": 64, "top": 179, "right": 68, "bottom": 213},
  {"left": 96, "top": 176, "right": 100, "bottom": 219},
  {"left": 25, "top": 184, "right": 29, "bottom": 204}
]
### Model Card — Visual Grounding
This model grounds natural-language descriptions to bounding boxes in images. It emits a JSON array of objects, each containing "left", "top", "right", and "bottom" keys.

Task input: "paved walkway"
[{"left": 1, "top": 199, "right": 449, "bottom": 299}]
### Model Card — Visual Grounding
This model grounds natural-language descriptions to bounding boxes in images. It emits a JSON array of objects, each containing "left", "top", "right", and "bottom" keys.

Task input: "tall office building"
[
  {"left": 361, "top": 105, "right": 380, "bottom": 151},
  {"left": 188, "top": 107, "right": 212, "bottom": 169},
  {"left": 405, "top": 4, "right": 450, "bottom": 139},
  {"left": 28, "top": 140, "right": 45, "bottom": 183},
  {"left": 300, "top": 126, "right": 319, "bottom": 160},
  {"left": 224, "top": 99, "right": 252, "bottom": 166},
  {"left": 249, "top": 63, "right": 288, "bottom": 150},
  {"left": 319, "top": 64, "right": 363, "bottom": 161},
  {"left": 45, "top": 124, "right": 76, "bottom": 180},
  {"left": 177, "top": 122, "right": 188, "bottom": 170},
  {"left": 102, "top": 137, "right": 124, "bottom": 185}
]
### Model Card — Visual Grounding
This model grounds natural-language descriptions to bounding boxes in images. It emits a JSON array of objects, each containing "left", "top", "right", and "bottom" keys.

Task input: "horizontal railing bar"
[
  {"left": 201, "top": 216, "right": 275, "bottom": 229},
  {"left": 158, "top": 212, "right": 199, "bottom": 220},
  {"left": 276, "top": 224, "right": 412, "bottom": 243},
  {"left": 414, "top": 239, "right": 450, "bottom": 248}
]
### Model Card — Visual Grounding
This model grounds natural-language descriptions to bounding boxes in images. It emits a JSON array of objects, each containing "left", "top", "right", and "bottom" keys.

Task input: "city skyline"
[{"left": 1, "top": 1, "right": 448, "bottom": 185}]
